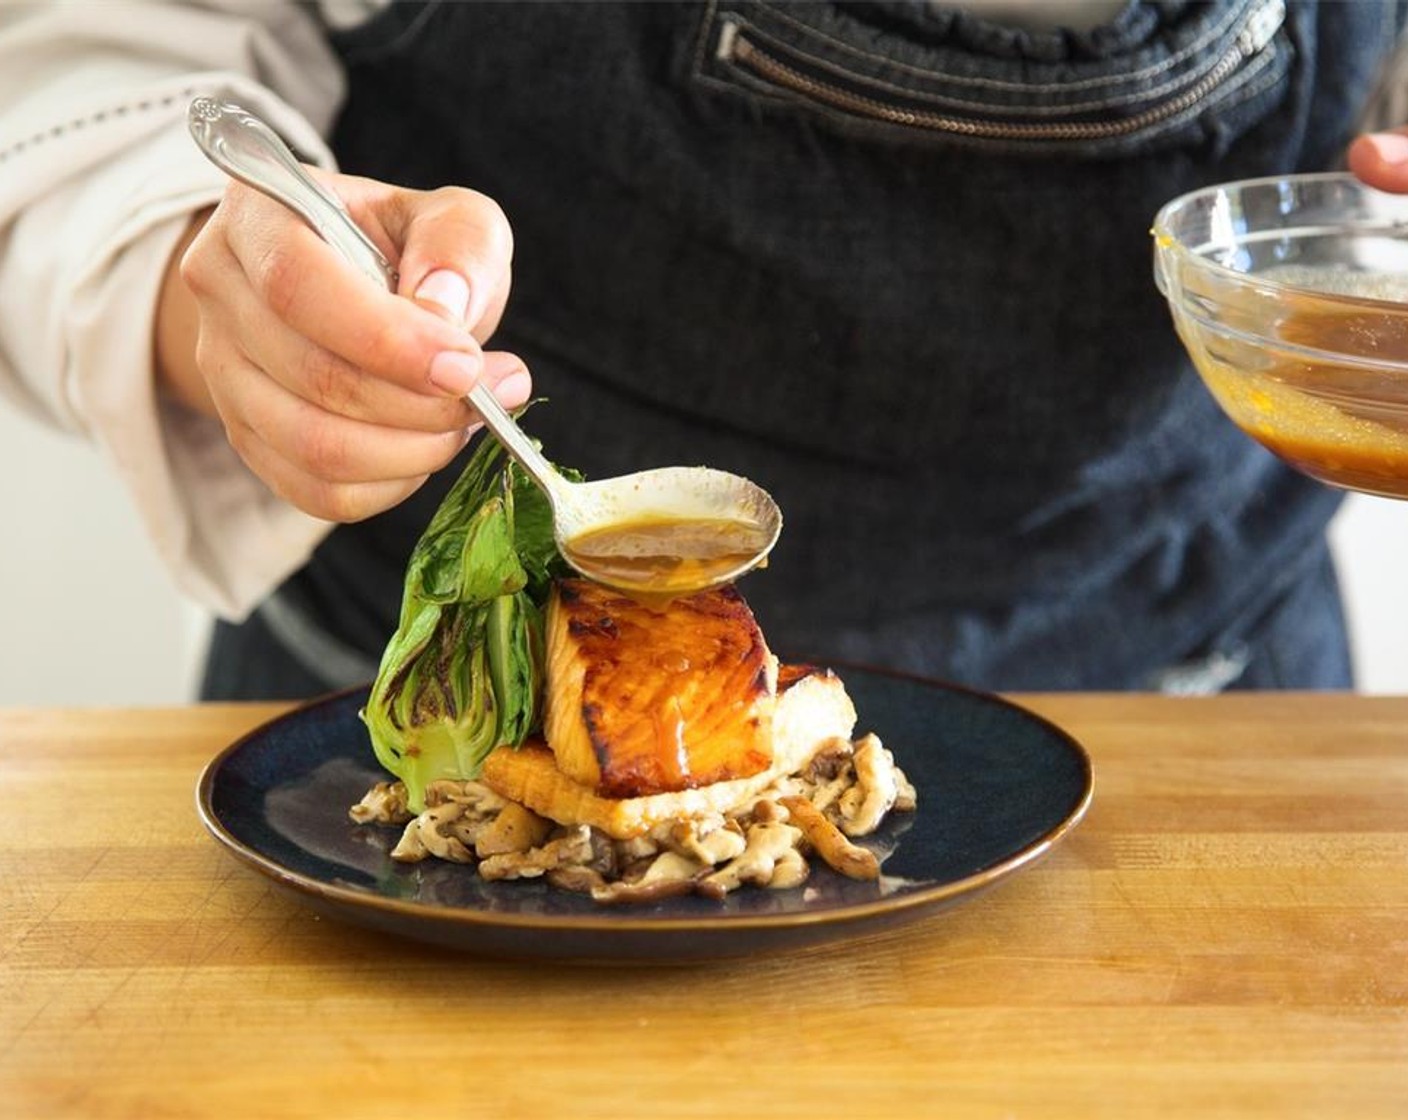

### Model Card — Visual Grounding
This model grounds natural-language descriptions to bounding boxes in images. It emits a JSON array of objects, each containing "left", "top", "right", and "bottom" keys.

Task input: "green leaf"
[{"left": 360, "top": 411, "right": 573, "bottom": 812}]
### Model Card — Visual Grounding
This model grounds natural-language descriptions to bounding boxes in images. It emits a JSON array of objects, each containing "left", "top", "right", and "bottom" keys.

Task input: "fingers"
[
  {"left": 196, "top": 181, "right": 488, "bottom": 398},
  {"left": 227, "top": 424, "right": 432, "bottom": 524},
  {"left": 478, "top": 350, "right": 534, "bottom": 414},
  {"left": 1347, "top": 129, "right": 1408, "bottom": 193},
  {"left": 225, "top": 360, "right": 472, "bottom": 486},
  {"left": 179, "top": 171, "right": 531, "bottom": 523},
  {"left": 198, "top": 339, "right": 532, "bottom": 522},
  {"left": 382, "top": 185, "right": 514, "bottom": 342},
  {"left": 200, "top": 231, "right": 478, "bottom": 434}
]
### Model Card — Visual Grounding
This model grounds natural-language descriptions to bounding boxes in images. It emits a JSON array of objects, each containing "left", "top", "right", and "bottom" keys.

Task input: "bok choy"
[{"left": 361, "top": 425, "right": 577, "bottom": 812}]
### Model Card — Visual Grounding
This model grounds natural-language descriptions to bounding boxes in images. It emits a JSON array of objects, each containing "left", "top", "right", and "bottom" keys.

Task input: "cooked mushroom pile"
[{"left": 350, "top": 733, "right": 916, "bottom": 905}]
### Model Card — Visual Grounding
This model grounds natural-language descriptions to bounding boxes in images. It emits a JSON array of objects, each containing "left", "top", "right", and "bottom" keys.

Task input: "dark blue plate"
[{"left": 196, "top": 670, "right": 1092, "bottom": 962}]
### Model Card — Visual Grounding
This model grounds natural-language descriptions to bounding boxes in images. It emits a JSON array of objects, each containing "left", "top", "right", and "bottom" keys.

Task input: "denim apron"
[{"left": 202, "top": 0, "right": 1403, "bottom": 699}]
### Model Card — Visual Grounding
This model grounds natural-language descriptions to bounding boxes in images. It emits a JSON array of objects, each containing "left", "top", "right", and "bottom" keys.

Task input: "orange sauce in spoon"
[{"left": 561, "top": 515, "right": 771, "bottom": 597}]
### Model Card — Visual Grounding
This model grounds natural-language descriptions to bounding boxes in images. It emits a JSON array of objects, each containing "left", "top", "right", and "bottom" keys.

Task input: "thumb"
[
  {"left": 1347, "top": 128, "right": 1408, "bottom": 193},
  {"left": 388, "top": 186, "right": 514, "bottom": 341}
]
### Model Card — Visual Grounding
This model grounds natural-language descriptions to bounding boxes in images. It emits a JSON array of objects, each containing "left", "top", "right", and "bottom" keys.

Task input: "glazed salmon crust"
[
  {"left": 479, "top": 664, "right": 858, "bottom": 840},
  {"left": 543, "top": 579, "right": 778, "bottom": 799}
]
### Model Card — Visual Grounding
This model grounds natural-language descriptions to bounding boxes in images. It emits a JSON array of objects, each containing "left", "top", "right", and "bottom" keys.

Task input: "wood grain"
[{"left": 2, "top": 695, "right": 1406, "bottom": 1118}]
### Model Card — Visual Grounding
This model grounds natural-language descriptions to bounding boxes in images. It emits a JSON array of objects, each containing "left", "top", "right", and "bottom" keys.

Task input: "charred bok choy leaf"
[{"left": 361, "top": 425, "right": 577, "bottom": 812}]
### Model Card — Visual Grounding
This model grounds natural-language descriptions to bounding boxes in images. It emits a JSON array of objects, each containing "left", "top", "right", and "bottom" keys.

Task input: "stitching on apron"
[
  {"left": 737, "top": 0, "right": 1250, "bottom": 92},
  {"left": 719, "top": 13, "right": 1276, "bottom": 116}
]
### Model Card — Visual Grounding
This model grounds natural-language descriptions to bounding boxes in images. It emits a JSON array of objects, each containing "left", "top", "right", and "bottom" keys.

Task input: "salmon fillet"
[
  {"left": 480, "top": 665, "right": 857, "bottom": 839},
  {"left": 543, "top": 579, "right": 777, "bottom": 798}
]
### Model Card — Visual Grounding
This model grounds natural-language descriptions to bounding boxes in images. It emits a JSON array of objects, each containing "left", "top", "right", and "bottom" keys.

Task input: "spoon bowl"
[
  {"left": 188, "top": 95, "right": 781, "bottom": 594},
  {"left": 547, "top": 466, "right": 782, "bottom": 596}
]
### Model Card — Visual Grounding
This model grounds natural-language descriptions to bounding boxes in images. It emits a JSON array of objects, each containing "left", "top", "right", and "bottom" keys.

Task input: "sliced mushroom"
[
  {"left": 802, "top": 736, "right": 855, "bottom": 782},
  {"left": 474, "top": 801, "right": 554, "bottom": 859},
  {"left": 766, "top": 847, "right": 810, "bottom": 891},
  {"left": 348, "top": 780, "right": 411, "bottom": 825},
  {"left": 780, "top": 796, "right": 879, "bottom": 879},
  {"left": 425, "top": 779, "right": 506, "bottom": 814},
  {"left": 698, "top": 820, "right": 805, "bottom": 898},
  {"left": 478, "top": 825, "right": 596, "bottom": 881},
  {"left": 837, "top": 734, "right": 899, "bottom": 837},
  {"left": 391, "top": 801, "right": 476, "bottom": 863},
  {"left": 666, "top": 818, "right": 747, "bottom": 865},
  {"left": 613, "top": 835, "right": 661, "bottom": 866},
  {"left": 808, "top": 770, "right": 854, "bottom": 814}
]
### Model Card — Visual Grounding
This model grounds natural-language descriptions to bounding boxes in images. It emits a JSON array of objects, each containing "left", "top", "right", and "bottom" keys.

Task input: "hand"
[
  {"left": 1347, "top": 129, "right": 1408, "bottom": 193},
  {"left": 155, "top": 169, "right": 529, "bottom": 523}
]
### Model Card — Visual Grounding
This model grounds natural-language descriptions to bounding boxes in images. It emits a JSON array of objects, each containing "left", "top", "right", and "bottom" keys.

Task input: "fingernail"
[
  {"left": 1365, "top": 132, "right": 1408, "bottom": 165},
  {"left": 414, "top": 269, "right": 471, "bottom": 322},
  {"left": 427, "top": 350, "right": 480, "bottom": 395}
]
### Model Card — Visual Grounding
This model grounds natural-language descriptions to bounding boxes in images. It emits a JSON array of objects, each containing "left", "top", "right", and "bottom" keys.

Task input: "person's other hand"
[
  {"left": 155, "top": 169, "right": 526, "bottom": 523},
  {"left": 1348, "top": 128, "right": 1408, "bottom": 193}
]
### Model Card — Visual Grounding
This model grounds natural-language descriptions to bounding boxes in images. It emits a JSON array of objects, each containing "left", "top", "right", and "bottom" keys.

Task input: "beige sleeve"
[{"left": 0, "top": 1, "right": 351, "bottom": 619}]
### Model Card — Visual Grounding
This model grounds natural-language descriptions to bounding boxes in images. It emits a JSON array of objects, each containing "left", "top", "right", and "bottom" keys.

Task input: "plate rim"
[{"left": 194, "top": 669, "right": 1093, "bottom": 935}]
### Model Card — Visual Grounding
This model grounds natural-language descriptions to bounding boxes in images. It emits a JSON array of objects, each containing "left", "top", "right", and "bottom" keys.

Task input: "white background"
[{"left": 2, "top": 405, "right": 1405, "bottom": 706}]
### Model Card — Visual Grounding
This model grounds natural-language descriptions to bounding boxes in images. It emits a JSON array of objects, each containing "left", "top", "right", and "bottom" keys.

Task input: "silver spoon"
[{"left": 186, "top": 95, "right": 780, "bottom": 595}]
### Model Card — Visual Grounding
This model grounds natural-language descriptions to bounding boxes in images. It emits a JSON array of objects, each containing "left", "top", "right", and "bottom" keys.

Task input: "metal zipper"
[{"left": 718, "top": 0, "right": 1285, "bottom": 143}]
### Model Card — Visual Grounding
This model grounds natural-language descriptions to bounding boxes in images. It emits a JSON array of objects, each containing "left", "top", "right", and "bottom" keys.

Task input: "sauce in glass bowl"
[{"left": 1171, "top": 266, "right": 1408, "bottom": 498}]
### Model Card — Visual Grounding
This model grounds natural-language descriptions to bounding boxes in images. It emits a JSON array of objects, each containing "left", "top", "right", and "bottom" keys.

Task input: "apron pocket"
[{"left": 692, "top": 0, "right": 1292, "bottom": 157}]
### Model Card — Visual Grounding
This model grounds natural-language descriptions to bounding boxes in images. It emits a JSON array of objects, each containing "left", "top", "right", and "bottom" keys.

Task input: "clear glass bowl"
[{"left": 1153, "top": 172, "right": 1408, "bottom": 499}]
